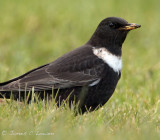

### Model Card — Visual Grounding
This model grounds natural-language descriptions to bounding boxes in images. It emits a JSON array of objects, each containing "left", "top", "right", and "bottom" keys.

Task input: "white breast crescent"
[{"left": 92, "top": 47, "right": 122, "bottom": 73}]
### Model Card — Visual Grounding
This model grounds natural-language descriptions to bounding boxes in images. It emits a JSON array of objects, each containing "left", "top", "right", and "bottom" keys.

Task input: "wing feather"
[{"left": 0, "top": 45, "right": 105, "bottom": 91}]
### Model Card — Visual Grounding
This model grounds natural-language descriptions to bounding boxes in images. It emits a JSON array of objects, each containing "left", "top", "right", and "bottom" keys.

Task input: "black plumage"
[{"left": 0, "top": 17, "right": 141, "bottom": 112}]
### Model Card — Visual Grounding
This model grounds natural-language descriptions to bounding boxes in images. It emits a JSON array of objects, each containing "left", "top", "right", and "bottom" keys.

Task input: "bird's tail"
[{"left": 0, "top": 81, "right": 17, "bottom": 99}]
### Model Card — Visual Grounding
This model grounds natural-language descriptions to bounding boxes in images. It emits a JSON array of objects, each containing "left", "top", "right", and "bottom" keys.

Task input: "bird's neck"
[{"left": 86, "top": 32, "right": 125, "bottom": 56}]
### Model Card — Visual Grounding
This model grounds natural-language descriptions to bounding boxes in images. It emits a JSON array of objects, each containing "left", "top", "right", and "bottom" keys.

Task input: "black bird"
[{"left": 0, "top": 17, "right": 141, "bottom": 112}]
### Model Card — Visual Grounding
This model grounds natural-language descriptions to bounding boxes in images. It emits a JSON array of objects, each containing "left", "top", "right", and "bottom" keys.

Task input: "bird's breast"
[{"left": 92, "top": 47, "right": 122, "bottom": 74}]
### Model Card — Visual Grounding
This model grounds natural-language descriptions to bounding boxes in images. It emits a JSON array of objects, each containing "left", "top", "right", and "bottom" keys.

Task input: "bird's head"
[{"left": 87, "top": 17, "right": 141, "bottom": 55}]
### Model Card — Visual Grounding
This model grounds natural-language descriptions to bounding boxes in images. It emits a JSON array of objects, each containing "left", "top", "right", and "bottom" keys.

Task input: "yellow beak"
[{"left": 119, "top": 23, "right": 141, "bottom": 31}]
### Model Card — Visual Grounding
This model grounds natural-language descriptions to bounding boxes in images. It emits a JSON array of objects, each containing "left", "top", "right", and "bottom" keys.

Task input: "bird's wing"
[{"left": 0, "top": 46, "right": 105, "bottom": 91}]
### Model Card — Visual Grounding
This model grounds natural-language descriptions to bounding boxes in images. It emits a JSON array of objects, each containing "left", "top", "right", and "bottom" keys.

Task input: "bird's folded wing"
[{"left": 0, "top": 46, "right": 105, "bottom": 91}]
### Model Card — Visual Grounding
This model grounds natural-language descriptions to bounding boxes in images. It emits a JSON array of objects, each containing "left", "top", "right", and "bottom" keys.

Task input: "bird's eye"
[{"left": 109, "top": 22, "right": 115, "bottom": 28}]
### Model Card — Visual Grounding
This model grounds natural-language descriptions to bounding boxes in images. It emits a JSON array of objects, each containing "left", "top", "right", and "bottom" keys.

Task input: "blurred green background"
[{"left": 0, "top": 0, "right": 159, "bottom": 139}]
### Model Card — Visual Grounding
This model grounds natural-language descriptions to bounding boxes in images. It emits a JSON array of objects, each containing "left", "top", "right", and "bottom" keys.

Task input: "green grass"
[{"left": 0, "top": 0, "right": 160, "bottom": 139}]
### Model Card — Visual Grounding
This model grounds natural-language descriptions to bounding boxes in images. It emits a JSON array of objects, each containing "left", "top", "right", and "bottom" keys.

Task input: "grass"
[{"left": 0, "top": 0, "right": 160, "bottom": 139}]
